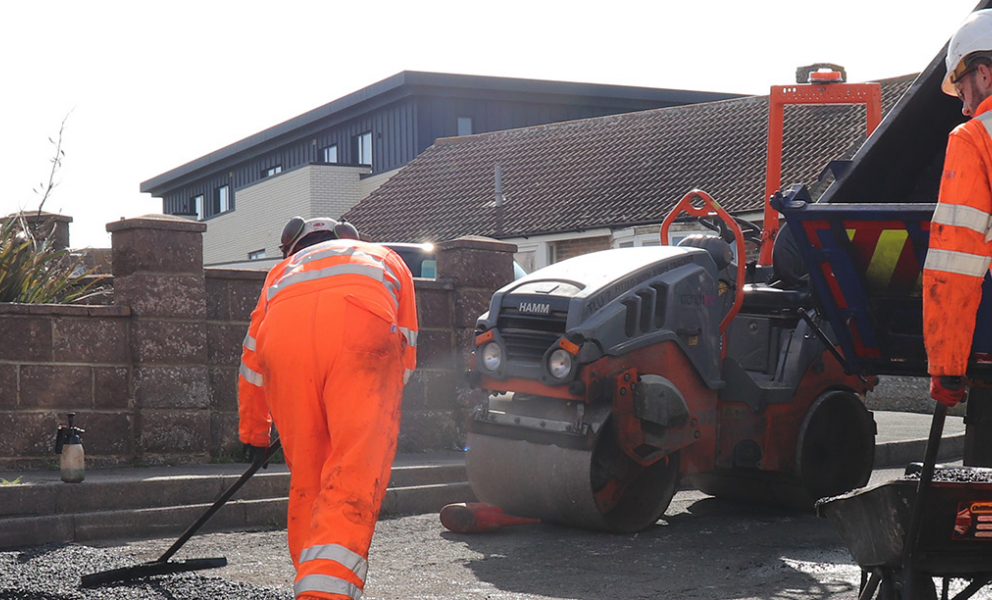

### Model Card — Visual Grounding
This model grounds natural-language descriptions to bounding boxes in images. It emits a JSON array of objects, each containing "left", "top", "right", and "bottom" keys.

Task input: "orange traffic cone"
[{"left": 439, "top": 502, "right": 540, "bottom": 533}]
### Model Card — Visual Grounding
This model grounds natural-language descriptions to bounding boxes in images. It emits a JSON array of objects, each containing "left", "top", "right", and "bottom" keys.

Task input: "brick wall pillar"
[
  {"left": 107, "top": 215, "right": 210, "bottom": 464},
  {"left": 435, "top": 236, "right": 517, "bottom": 341},
  {"left": 424, "top": 236, "right": 516, "bottom": 448},
  {"left": 3, "top": 212, "right": 72, "bottom": 250}
]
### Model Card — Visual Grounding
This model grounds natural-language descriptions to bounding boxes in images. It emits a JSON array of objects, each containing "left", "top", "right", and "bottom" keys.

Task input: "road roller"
[{"left": 465, "top": 190, "right": 877, "bottom": 533}]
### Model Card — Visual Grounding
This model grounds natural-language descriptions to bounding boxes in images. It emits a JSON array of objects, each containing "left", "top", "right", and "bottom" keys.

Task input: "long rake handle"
[{"left": 158, "top": 438, "right": 282, "bottom": 563}]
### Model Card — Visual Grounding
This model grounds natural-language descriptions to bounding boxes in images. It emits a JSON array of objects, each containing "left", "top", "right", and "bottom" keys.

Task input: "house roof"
[
  {"left": 139, "top": 71, "right": 741, "bottom": 195},
  {"left": 344, "top": 75, "right": 916, "bottom": 243}
]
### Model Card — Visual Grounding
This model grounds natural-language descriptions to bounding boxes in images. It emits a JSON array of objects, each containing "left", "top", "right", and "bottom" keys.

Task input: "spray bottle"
[{"left": 54, "top": 413, "right": 85, "bottom": 483}]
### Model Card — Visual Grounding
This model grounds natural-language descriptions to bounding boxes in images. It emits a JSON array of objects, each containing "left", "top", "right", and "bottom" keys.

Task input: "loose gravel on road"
[{"left": 4, "top": 474, "right": 992, "bottom": 600}]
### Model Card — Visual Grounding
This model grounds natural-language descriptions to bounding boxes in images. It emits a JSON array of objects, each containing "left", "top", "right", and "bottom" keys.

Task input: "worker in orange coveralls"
[
  {"left": 238, "top": 216, "right": 417, "bottom": 600},
  {"left": 924, "top": 9, "right": 992, "bottom": 466}
]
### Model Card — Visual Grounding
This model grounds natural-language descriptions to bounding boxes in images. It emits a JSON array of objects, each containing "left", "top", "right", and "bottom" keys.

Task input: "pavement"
[{"left": 0, "top": 410, "right": 967, "bottom": 551}]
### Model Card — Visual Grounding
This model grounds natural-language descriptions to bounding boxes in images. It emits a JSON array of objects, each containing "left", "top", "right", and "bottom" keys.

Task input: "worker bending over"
[
  {"left": 238, "top": 217, "right": 417, "bottom": 600},
  {"left": 924, "top": 9, "right": 992, "bottom": 465}
]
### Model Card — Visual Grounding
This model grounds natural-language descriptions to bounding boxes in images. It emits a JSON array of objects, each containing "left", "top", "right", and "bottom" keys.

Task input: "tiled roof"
[{"left": 345, "top": 75, "right": 915, "bottom": 243}]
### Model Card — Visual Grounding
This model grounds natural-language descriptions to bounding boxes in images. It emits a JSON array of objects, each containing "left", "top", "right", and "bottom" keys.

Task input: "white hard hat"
[
  {"left": 943, "top": 9, "right": 992, "bottom": 96},
  {"left": 279, "top": 216, "right": 360, "bottom": 257}
]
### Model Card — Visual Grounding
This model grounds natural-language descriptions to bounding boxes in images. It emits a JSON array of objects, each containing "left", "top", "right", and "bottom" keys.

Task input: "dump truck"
[{"left": 463, "top": 1, "right": 992, "bottom": 536}]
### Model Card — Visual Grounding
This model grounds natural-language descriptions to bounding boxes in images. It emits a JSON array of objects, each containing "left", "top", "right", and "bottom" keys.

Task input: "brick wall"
[
  {"left": 0, "top": 304, "right": 130, "bottom": 469},
  {"left": 0, "top": 216, "right": 516, "bottom": 469},
  {"left": 554, "top": 235, "right": 611, "bottom": 262}
]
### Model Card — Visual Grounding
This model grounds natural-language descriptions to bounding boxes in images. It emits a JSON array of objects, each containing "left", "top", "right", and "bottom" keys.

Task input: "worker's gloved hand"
[
  {"left": 243, "top": 444, "right": 269, "bottom": 469},
  {"left": 930, "top": 375, "right": 966, "bottom": 407}
]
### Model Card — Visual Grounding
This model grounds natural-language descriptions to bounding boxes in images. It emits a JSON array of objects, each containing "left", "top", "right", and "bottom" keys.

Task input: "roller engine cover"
[{"left": 472, "top": 246, "right": 727, "bottom": 390}]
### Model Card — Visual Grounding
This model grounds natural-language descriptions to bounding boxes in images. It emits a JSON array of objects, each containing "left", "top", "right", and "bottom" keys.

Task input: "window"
[
  {"left": 263, "top": 165, "right": 282, "bottom": 177},
  {"left": 192, "top": 194, "right": 204, "bottom": 221},
  {"left": 353, "top": 132, "right": 372, "bottom": 166},
  {"left": 214, "top": 185, "right": 230, "bottom": 214},
  {"left": 322, "top": 145, "right": 338, "bottom": 163},
  {"left": 457, "top": 116, "right": 474, "bottom": 136},
  {"left": 248, "top": 249, "right": 266, "bottom": 260}
]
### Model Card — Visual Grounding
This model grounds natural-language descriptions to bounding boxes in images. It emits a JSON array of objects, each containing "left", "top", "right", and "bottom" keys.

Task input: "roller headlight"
[
  {"left": 481, "top": 342, "right": 503, "bottom": 371},
  {"left": 548, "top": 348, "right": 573, "bottom": 379}
]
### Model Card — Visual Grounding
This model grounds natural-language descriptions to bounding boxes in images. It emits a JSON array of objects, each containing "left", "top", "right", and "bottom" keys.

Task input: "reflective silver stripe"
[
  {"left": 268, "top": 264, "right": 385, "bottom": 302},
  {"left": 298, "top": 544, "right": 368, "bottom": 583},
  {"left": 924, "top": 248, "right": 992, "bottom": 277},
  {"left": 295, "top": 574, "right": 362, "bottom": 600},
  {"left": 399, "top": 326, "right": 418, "bottom": 348},
  {"left": 404, "top": 368, "right": 414, "bottom": 384},
  {"left": 932, "top": 203, "right": 992, "bottom": 236},
  {"left": 278, "top": 243, "right": 403, "bottom": 308},
  {"left": 243, "top": 332, "right": 256, "bottom": 352},
  {"left": 294, "top": 244, "right": 398, "bottom": 289},
  {"left": 972, "top": 113, "right": 992, "bottom": 241},
  {"left": 239, "top": 362, "right": 264, "bottom": 387},
  {"left": 298, "top": 242, "right": 403, "bottom": 301},
  {"left": 977, "top": 111, "right": 992, "bottom": 139}
]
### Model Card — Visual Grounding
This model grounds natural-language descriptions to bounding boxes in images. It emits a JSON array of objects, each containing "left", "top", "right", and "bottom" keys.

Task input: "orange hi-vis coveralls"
[
  {"left": 923, "top": 94, "right": 992, "bottom": 376},
  {"left": 238, "top": 239, "right": 417, "bottom": 600}
]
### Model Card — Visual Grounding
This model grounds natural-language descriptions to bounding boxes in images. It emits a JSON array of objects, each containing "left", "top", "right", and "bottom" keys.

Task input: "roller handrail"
[{"left": 659, "top": 189, "right": 746, "bottom": 338}]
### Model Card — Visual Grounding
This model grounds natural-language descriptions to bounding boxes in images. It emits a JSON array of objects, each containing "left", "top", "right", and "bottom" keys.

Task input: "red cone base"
[{"left": 439, "top": 502, "right": 540, "bottom": 533}]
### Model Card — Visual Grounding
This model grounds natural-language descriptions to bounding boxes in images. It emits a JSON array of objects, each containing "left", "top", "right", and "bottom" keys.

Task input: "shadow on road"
[{"left": 444, "top": 496, "right": 860, "bottom": 600}]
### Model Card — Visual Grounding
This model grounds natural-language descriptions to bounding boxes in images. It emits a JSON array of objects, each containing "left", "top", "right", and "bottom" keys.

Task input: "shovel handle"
[
  {"left": 157, "top": 438, "right": 282, "bottom": 563},
  {"left": 901, "top": 403, "right": 946, "bottom": 597}
]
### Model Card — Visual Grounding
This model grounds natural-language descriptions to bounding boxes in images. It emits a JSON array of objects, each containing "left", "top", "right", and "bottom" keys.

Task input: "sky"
[{"left": 0, "top": 0, "right": 984, "bottom": 248}]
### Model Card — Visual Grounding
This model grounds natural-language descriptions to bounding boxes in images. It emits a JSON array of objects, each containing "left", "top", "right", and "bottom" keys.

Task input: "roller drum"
[
  {"left": 466, "top": 418, "right": 681, "bottom": 533},
  {"left": 466, "top": 432, "right": 607, "bottom": 530}
]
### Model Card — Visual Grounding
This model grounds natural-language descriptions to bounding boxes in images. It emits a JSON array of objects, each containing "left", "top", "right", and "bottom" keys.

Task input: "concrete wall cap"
[
  {"left": 205, "top": 268, "right": 269, "bottom": 281},
  {"left": 413, "top": 279, "right": 455, "bottom": 290},
  {"left": 0, "top": 303, "right": 129, "bottom": 317},
  {"left": 106, "top": 214, "right": 207, "bottom": 234},
  {"left": 435, "top": 236, "right": 517, "bottom": 253},
  {"left": 4, "top": 212, "right": 74, "bottom": 224}
]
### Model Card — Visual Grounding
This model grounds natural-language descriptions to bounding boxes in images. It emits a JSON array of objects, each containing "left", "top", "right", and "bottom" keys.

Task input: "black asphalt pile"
[
  {"left": 0, "top": 543, "right": 292, "bottom": 600},
  {"left": 905, "top": 467, "right": 992, "bottom": 483}
]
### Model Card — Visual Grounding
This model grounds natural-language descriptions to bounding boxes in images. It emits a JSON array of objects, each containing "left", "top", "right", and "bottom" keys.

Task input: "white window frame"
[
  {"left": 457, "top": 116, "right": 474, "bottom": 136},
  {"left": 248, "top": 249, "right": 266, "bottom": 260},
  {"left": 323, "top": 144, "right": 338, "bottom": 163},
  {"left": 216, "top": 185, "right": 231, "bottom": 213},
  {"left": 192, "top": 194, "right": 204, "bottom": 221},
  {"left": 355, "top": 132, "right": 372, "bottom": 166}
]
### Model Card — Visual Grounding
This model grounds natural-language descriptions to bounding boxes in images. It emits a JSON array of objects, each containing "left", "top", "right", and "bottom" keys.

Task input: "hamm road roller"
[{"left": 464, "top": 190, "right": 877, "bottom": 532}]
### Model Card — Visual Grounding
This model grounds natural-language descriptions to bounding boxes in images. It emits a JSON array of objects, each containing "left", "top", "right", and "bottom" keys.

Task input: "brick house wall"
[
  {"left": 0, "top": 216, "right": 515, "bottom": 470},
  {"left": 201, "top": 163, "right": 400, "bottom": 267},
  {"left": 554, "top": 235, "right": 612, "bottom": 262}
]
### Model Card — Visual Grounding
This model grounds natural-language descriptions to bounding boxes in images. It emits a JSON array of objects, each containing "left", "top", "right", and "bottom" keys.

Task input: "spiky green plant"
[{"left": 0, "top": 213, "right": 107, "bottom": 304}]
